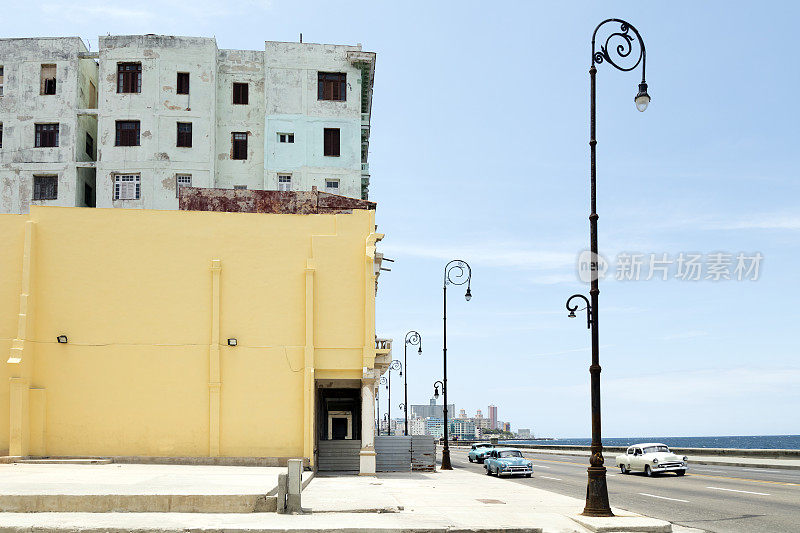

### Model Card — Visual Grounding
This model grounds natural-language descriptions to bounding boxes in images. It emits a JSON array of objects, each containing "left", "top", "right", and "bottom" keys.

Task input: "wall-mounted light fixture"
[
  {"left": 56, "top": 335, "right": 68, "bottom": 344},
  {"left": 227, "top": 338, "right": 237, "bottom": 347}
]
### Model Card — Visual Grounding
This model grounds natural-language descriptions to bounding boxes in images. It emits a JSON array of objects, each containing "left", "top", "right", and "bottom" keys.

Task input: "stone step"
[{"left": 0, "top": 493, "right": 277, "bottom": 513}]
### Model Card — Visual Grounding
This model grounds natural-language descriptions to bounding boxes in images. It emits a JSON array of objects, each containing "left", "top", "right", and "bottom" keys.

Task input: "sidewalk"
[{"left": 0, "top": 465, "right": 684, "bottom": 533}]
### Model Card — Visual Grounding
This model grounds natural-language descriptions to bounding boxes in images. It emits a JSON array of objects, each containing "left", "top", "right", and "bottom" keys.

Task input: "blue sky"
[{"left": 8, "top": 1, "right": 799, "bottom": 438}]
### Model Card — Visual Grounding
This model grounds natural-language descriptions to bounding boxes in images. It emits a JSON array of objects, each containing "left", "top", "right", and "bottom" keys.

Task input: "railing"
[
  {"left": 361, "top": 162, "right": 369, "bottom": 175},
  {"left": 361, "top": 113, "right": 370, "bottom": 126},
  {"left": 375, "top": 338, "right": 392, "bottom": 351}
]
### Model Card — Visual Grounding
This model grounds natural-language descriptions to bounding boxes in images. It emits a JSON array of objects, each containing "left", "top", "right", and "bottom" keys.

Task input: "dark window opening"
[
  {"left": 233, "top": 82, "right": 249, "bottom": 105},
  {"left": 33, "top": 175, "right": 58, "bottom": 200},
  {"left": 324, "top": 128, "right": 340, "bottom": 157},
  {"left": 117, "top": 62, "right": 142, "bottom": 93},
  {"left": 84, "top": 182, "right": 95, "bottom": 207},
  {"left": 318, "top": 72, "right": 346, "bottom": 101},
  {"left": 232, "top": 132, "right": 248, "bottom": 159},
  {"left": 176, "top": 72, "right": 190, "bottom": 95},
  {"left": 0, "top": 123, "right": 3, "bottom": 148},
  {"left": 41, "top": 64, "right": 56, "bottom": 95},
  {"left": 35, "top": 123, "right": 59, "bottom": 147},
  {"left": 85, "top": 133, "right": 94, "bottom": 157},
  {"left": 115, "top": 121, "right": 141, "bottom": 146},
  {"left": 177, "top": 122, "right": 192, "bottom": 147}
]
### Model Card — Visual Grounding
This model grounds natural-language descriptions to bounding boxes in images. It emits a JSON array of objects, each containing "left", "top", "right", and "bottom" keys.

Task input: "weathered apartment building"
[{"left": 0, "top": 35, "right": 375, "bottom": 213}]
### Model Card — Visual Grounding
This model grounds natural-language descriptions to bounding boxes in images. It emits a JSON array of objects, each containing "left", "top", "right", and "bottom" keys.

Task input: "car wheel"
[
  {"left": 469, "top": 456, "right": 474, "bottom": 463},
  {"left": 676, "top": 470, "right": 686, "bottom": 476},
  {"left": 477, "top": 458, "right": 483, "bottom": 464},
  {"left": 620, "top": 464, "right": 627, "bottom": 474},
  {"left": 486, "top": 465, "right": 492, "bottom": 475},
  {"left": 525, "top": 473, "right": 532, "bottom": 478},
  {"left": 645, "top": 465, "right": 653, "bottom": 477}
]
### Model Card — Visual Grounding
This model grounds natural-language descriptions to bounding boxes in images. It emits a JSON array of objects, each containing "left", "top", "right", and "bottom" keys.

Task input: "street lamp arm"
[
  {"left": 566, "top": 293, "right": 592, "bottom": 329},
  {"left": 444, "top": 259, "right": 472, "bottom": 289},
  {"left": 405, "top": 330, "right": 422, "bottom": 350},
  {"left": 591, "top": 18, "right": 646, "bottom": 81}
]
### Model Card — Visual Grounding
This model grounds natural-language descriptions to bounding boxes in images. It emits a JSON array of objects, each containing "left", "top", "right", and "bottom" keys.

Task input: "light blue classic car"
[
  {"left": 484, "top": 447, "right": 533, "bottom": 477},
  {"left": 467, "top": 442, "right": 494, "bottom": 463}
]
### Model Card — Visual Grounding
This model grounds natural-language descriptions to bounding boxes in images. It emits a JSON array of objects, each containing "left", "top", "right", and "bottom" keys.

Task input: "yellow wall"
[{"left": 1, "top": 206, "right": 379, "bottom": 458}]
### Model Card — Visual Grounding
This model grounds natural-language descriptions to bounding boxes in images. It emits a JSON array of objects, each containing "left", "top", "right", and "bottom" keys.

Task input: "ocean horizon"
[{"left": 504, "top": 434, "right": 800, "bottom": 450}]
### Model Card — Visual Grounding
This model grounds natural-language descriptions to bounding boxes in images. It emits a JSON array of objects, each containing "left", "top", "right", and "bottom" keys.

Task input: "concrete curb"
[
  {"left": 571, "top": 514, "right": 672, "bottom": 532},
  {"left": 0, "top": 527, "right": 544, "bottom": 533},
  {"left": 0, "top": 494, "right": 278, "bottom": 513}
]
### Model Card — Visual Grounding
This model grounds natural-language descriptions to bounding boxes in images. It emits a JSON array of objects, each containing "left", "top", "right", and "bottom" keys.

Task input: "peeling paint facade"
[
  {"left": 0, "top": 35, "right": 375, "bottom": 213},
  {"left": 0, "top": 37, "right": 98, "bottom": 214}
]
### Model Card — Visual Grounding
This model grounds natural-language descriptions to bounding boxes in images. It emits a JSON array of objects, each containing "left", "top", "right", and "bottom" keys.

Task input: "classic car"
[
  {"left": 615, "top": 443, "right": 688, "bottom": 476},
  {"left": 468, "top": 442, "right": 494, "bottom": 463},
  {"left": 483, "top": 447, "right": 533, "bottom": 477}
]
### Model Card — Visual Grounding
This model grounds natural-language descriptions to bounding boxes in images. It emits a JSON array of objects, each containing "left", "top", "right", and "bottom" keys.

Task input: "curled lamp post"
[
  {"left": 403, "top": 331, "right": 422, "bottom": 436},
  {"left": 387, "top": 359, "right": 402, "bottom": 436},
  {"left": 574, "top": 19, "right": 650, "bottom": 517},
  {"left": 377, "top": 376, "right": 387, "bottom": 435},
  {"left": 441, "top": 260, "right": 472, "bottom": 470}
]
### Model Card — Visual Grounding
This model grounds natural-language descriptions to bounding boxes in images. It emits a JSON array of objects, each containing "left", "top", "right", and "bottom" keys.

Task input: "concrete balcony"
[
  {"left": 375, "top": 338, "right": 392, "bottom": 355},
  {"left": 361, "top": 162, "right": 369, "bottom": 175},
  {"left": 361, "top": 113, "right": 370, "bottom": 128}
]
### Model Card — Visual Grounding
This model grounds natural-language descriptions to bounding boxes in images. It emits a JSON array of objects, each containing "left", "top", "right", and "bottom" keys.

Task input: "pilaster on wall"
[
  {"left": 362, "top": 232, "right": 383, "bottom": 370},
  {"left": 303, "top": 259, "right": 316, "bottom": 464},
  {"left": 209, "top": 259, "right": 222, "bottom": 457},
  {"left": 8, "top": 220, "right": 37, "bottom": 457}
]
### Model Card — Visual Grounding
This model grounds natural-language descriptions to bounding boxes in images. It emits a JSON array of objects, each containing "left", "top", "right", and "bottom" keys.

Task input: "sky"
[{"left": 6, "top": 1, "right": 799, "bottom": 438}]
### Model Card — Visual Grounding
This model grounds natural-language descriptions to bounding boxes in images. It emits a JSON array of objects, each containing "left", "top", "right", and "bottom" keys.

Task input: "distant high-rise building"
[
  {"left": 517, "top": 428, "right": 532, "bottom": 439},
  {"left": 488, "top": 404, "right": 498, "bottom": 430},
  {"left": 458, "top": 409, "right": 467, "bottom": 418},
  {"left": 410, "top": 398, "right": 455, "bottom": 420},
  {"left": 475, "top": 409, "right": 483, "bottom": 419},
  {"left": 503, "top": 422, "right": 511, "bottom": 433}
]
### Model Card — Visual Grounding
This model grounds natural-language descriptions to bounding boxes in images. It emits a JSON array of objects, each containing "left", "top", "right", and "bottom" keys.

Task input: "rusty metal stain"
[{"left": 179, "top": 187, "right": 376, "bottom": 214}]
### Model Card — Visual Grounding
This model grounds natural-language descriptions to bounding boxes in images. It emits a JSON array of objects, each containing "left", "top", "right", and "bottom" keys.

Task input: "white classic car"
[{"left": 615, "top": 443, "right": 688, "bottom": 476}]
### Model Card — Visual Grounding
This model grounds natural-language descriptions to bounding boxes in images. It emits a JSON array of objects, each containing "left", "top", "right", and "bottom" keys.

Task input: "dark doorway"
[{"left": 332, "top": 417, "right": 348, "bottom": 440}]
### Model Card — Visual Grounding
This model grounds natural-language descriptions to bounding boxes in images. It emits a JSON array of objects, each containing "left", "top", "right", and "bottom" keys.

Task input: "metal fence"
[{"left": 375, "top": 436, "right": 435, "bottom": 472}]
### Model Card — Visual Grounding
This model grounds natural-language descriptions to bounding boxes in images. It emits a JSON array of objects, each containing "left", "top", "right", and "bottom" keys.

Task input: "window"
[
  {"left": 84, "top": 182, "right": 95, "bottom": 208},
  {"left": 176, "top": 72, "right": 190, "bottom": 95},
  {"left": 40, "top": 64, "right": 56, "bottom": 95},
  {"left": 176, "top": 122, "right": 192, "bottom": 147},
  {"left": 85, "top": 133, "right": 93, "bottom": 156},
  {"left": 35, "top": 123, "right": 59, "bottom": 147},
  {"left": 323, "top": 128, "right": 340, "bottom": 157},
  {"left": 232, "top": 82, "right": 249, "bottom": 105},
  {"left": 176, "top": 174, "right": 192, "bottom": 197},
  {"left": 0, "top": 66, "right": 4, "bottom": 96},
  {"left": 88, "top": 80, "right": 97, "bottom": 108},
  {"left": 278, "top": 174, "right": 292, "bottom": 191},
  {"left": 114, "top": 174, "right": 140, "bottom": 200},
  {"left": 117, "top": 62, "right": 142, "bottom": 93},
  {"left": 232, "top": 132, "right": 248, "bottom": 159},
  {"left": 33, "top": 175, "right": 58, "bottom": 200},
  {"left": 278, "top": 132, "right": 294, "bottom": 143},
  {"left": 318, "top": 72, "right": 346, "bottom": 101},
  {"left": 0, "top": 123, "right": 3, "bottom": 148},
  {"left": 115, "top": 121, "right": 140, "bottom": 146},
  {"left": 325, "top": 179, "right": 340, "bottom": 193},
  {"left": 233, "top": 185, "right": 247, "bottom": 190}
]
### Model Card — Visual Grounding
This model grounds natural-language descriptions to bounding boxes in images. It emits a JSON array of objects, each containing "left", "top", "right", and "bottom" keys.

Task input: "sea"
[{"left": 504, "top": 435, "right": 800, "bottom": 450}]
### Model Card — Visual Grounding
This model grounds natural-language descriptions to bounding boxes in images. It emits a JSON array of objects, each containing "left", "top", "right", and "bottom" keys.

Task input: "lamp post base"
[
  {"left": 582, "top": 466, "right": 613, "bottom": 517},
  {"left": 441, "top": 447, "right": 453, "bottom": 470}
]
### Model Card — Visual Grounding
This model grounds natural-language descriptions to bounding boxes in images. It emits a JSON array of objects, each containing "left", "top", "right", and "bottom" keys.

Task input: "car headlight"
[
  {"left": 501, "top": 464, "right": 508, "bottom": 469},
  {"left": 528, "top": 462, "right": 533, "bottom": 468},
  {"left": 652, "top": 458, "right": 659, "bottom": 464}
]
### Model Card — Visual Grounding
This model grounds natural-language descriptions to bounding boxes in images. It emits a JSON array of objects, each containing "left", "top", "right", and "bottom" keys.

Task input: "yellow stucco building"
[{"left": 1, "top": 204, "right": 391, "bottom": 474}]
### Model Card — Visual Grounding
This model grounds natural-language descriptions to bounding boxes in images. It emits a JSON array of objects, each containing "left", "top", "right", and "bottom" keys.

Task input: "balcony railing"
[{"left": 375, "top": 338, "right": 392, "bottom": 352}]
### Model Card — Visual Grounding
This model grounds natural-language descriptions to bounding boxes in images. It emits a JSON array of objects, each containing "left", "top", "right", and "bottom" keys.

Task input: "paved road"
[{"left": 447, "top": 448, "right": 800, "bottom": 533}]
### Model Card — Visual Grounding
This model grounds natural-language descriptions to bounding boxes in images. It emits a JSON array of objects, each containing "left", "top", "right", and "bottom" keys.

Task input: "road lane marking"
[
  {"left": 706, "top": 486, "right": 770, "bottom": 496},
  {"left": 522, "top": 457, "right": 586, "bottom": 466},
  {"left": 539, "top": 476, "right": 562, "bottom": 481},
  {"left": 532, "top": 464, "right": 551, "bottom": 468},
  {"left": 639, "top": 492, "right": 689, "bottom": 503},
  {"left": 688, "top": 473, "right": 798, "bottom": 487},
  {"left": 694, "top": 468, "right": 724, "bottom": 473}
]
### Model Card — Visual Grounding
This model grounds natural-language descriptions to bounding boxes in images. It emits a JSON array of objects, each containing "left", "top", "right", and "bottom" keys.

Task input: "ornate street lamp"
[
  {"left": 433, "top": 380, "right": 444, "bottom": 443},
  {"left": 440, "top": 260, "right": 472, "bottom": 470},
  {"left": 387, "top": 359, "right": 402, "bottom": 436},
  {"left": 570, "top": 19, "right": 649, "bottom": 517},
  {"left": 377, "top": 376, "right": 387, "bottom": 435},
  {"left": 403, "top": 331, "right": 423, "bottom": 436}
]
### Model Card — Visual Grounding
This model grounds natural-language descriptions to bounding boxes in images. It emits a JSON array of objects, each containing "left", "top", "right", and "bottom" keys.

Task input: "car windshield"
[
  {"left": 643, "top": 445, "right": 670, "bottom": 454},
  {"left": 476, "top": 444, "right": 492, "bottom": 448},
  {"left": 499, "top": 450, "right": 522, "bottom": 458}
]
